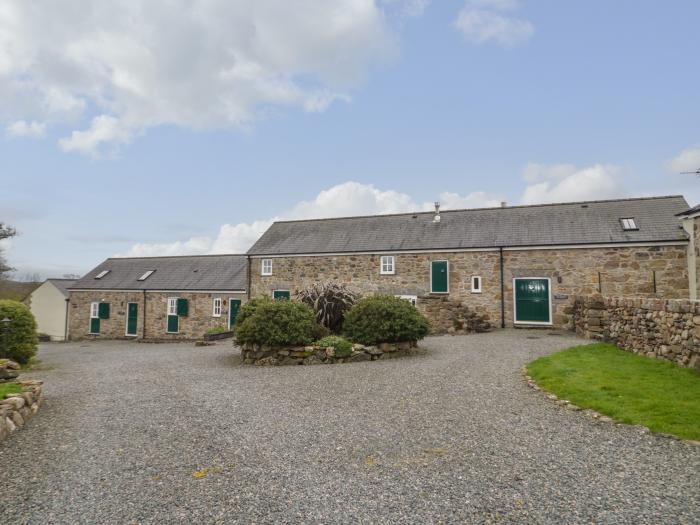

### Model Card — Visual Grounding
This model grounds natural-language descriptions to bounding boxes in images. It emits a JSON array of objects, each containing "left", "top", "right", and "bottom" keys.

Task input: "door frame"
[
  {"left": 513, "top": 277, "right": 553, "bottom": 326},
  {"left": 228, "top": 298, "right": 241, "bottom": 330},
  {"left": 429, "top": 260, "right": 449, "bottom": 294},
  {"left": 125, "top": 302, "right": 138, "bottom": 337},
  {"left": 166, "top": 297, "right": 179, "bottom": 334}
]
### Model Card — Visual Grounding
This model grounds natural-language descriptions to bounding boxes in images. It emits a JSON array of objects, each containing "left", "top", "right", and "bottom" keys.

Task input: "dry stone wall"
[
  {"left": 69, "top": 291, "right": 246, "bottom": 341},
  {"left": 0, "top": 360, "right": 43, "bottom": 443},
  {"left": 571, "top": 295, "right": 700, "bottom": 370}
]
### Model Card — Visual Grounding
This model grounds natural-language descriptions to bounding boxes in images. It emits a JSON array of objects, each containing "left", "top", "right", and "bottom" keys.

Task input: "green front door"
[
  {"left": 273, "top": 290, "right": 290, "bottom": 300},
  {"left": 167, "top": 314, "right": 179, "bottom": 333},
  {"left": 126, "top": 303, "right": 138, "bottom": 336},
  {"left": 229, "top": 299, "right": 241, "bottom": 329},
  {"left": 431, "top": 261, "right": 448, "bottom": 293},
  {"left": 514, "top": 279, "right": 551, "bottom": 324},
  {"left": 90, "top": 317, "right": 100, "bottom": 334}
]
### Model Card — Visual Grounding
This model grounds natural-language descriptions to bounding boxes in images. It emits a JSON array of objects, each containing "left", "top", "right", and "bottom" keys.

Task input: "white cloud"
[
  {"left": 454, "top": 0, "right": 534, "bottom": 47},
  {"left": 520, "top": 163, "right": 626, "bottom": 205},
  {"left": 6, "top": 120, "right": 45, "bottom": 138},
  {"left": 381, "top": 0, "right": 430, "bottom": 17},
  {"left": 117, "top": 181, "right": 503, "bottom": 257},
  {"left": 667, "top": 144, "right": 700, "bottom": 174},
  {"left": 0, "top": 1, "right": 398, "bottom": 155}
]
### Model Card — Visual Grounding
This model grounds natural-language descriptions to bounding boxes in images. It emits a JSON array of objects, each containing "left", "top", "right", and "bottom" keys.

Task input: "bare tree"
[{"left": 0, "top": 223, "right": 16, "bottom": 281}]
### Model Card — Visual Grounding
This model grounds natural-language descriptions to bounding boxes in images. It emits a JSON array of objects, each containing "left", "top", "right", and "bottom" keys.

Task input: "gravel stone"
[{"left": 0, "top": 330, "right": 698, "bottom": 524}]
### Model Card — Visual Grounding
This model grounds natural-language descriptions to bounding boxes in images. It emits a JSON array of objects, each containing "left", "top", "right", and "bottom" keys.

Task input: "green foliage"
[
  {"left": 315, "top": 335, "right": 353, "bottom": 357},
  {"left": 235, "top": 299, "right": 316, "bottom": 347},
  {"left": 236, "top": 297, "right": 273, "bottom": 327},
  {"left": 0, "top": 300, "right": 38, "bottom": 364},
  {"left": 297, "top": 282, "right": 359, "bottom": 333},
  {"left": 0, "top": 382, "right": 22, "bottom": 398},
  {"left": 206, "top": 326, "right": 227, "bottom": 334},
  {"left": 528, "top": 343, "right": 700, "bottom": 441},
  {"left": 343, "top": 295, "right": 430, "bottom": 345}
]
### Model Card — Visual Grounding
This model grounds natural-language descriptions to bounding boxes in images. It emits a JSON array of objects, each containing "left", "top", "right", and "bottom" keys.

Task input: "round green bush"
[
  {"left": 0, "top": 300, "right": 38, "bottom": 364},
  {"left": 343, "top": 295, "right": 430, "bottom": 346},
  {"left": 235, "top": 299, "right": 316, "bottom": 347},
  {"left": 314, "top": 335, "right": 353, "bottom": 357},
  {"left": 235, "top": 296, "right": 273, "bottom": 327}
]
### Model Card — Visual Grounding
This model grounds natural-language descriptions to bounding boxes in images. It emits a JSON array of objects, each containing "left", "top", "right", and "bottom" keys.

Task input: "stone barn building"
[
  {"left": 68, "top": 255, "right": 247, "bottom": 341},
  {"left": 247, "top": 196, "right": 691, "bottom": 331}
]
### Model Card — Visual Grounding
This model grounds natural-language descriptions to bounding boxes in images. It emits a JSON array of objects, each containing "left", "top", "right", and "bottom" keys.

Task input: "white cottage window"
[
  {"left": 261, "top": 259, "right": 273, "bottom": 276},
  {"left": 471, "top": 276, "right": 482, "bottom": 293},
  {"left": 380, "top": 255, "right": 395, "bottom": 275},
  {"left": 213, "top": 298, "right": 222, "bottom": 317}
]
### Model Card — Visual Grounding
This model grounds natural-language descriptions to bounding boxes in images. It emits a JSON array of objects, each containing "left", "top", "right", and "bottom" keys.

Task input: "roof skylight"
[
  {"left": 95, "top": 270, "right": 110, "bottom": 279},
  {"left": 138, "top": 270, "right": 155, "bottom": 281},
  {"left": 620, "top": 218, "right": 638, "bottom": 231}
]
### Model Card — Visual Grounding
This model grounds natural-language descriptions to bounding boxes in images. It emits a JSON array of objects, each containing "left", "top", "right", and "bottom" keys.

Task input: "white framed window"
[
  {"left": 167, "top": 297, "right": 178, "bottom": 316},
  {"left": 212, "top": 297, "right": 222, "bottom": 317},
  {"left": 380, "top": 255, "right": 395, "bottom": 275},
  {"left": 471, "top": 276, "right": 482, "bottom": 293},
  {"left": 138, "top": 270, "right": 155, "bottom": 281},
  {"left": 90, "top": 302, "right": 99, "bottom": 318},
  {"left": 261, "top": 258, "right": 273, "bottom": 276},
  {"left": 395, "top": 295, "right": 417, "bottom": 306},
  {"left": 95, "top": 270, "right": 110, "bottom": 279},
  {"left": 620, "top": 217, "right": 638, "bottom": 230}
]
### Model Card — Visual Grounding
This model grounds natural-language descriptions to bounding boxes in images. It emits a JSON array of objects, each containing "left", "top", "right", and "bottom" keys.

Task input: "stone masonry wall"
[
  {"left": 0, "top": 375, "right": 43, "bottom": 443},
  {"left": 571, "top": 294, "right": 700, "bottom": 369},
  {"left": 694, "top": 217, "right": 700, "bottom": 299},
  {"left": 69, "top": 291, "right": 246, "bottom": 341},
  {"left": 250, "top": 245, "right": 688, "bottom": 330}
]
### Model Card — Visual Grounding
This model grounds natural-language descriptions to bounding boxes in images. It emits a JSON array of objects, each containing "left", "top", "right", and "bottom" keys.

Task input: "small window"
[
  {"left": 471, "top": 276, "right": 482, "bottom": 293},
  {"left": 620, "top": 218, "right": 638, "bottom": 230},
  {"left": 95, "top": 270, "right": 110, "bottom": 279},
  {"left": 90, "top": 302, "right": 99, "bottom": 318},
  {"left": 138, "top": 270, "right": 155, "bottom": 281},
  {"left": 395, "top": 295, "right": 417, "bottom": 306},
  {"left": 167, "top": 297, "right": 178, "bottom": 316},
  {"left": 380, "top": 256, "right": 395, "bottom": 275},
  {"left": 261, "top": 259, "right": 272, "bottom": 276},
  {"left": 212, "top": 298, "right": 222, "bottom": 317}
]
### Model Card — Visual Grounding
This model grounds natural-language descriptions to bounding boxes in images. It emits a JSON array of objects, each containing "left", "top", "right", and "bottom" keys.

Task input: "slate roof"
[
  {"left": 69, "top": 255, "right": 247, "bottom": 291},
  {"left": 247, "top": 196, "right": 690, "bottom": 256},
  {"left": 46, "top": 279, "right": 77, "bottom": 297},
  {"left": 676, "top": 203, "right": 700, "bottom": 216}
]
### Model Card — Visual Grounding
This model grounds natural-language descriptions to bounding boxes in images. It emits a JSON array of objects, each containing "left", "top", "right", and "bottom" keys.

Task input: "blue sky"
[{"left": 1, "top": 0, "right": 699, "bottom": 278}]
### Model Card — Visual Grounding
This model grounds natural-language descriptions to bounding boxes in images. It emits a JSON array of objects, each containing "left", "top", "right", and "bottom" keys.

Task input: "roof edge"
[{"left": 104, "top": 253, "right": 248, "bottom": 261}]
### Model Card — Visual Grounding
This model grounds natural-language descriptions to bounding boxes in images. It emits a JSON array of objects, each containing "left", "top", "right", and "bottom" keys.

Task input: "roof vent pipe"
[
  {"left": 500, "top": 201, "right": 507, "bottom": 208},
  {"left": 433, "top": 202, "right": 441, "bottom": 223}
]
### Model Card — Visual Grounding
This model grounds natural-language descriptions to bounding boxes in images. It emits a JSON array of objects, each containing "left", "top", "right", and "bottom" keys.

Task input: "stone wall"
[
  {"left": 250, "top": 244, "right": 688, "bottom": 330},
  {"left": 69, "top": 291, "right": 247, "bottom": 341},
  {"left": 0, "top": 374, "right": 43, "bottom": 443},
  {"left": 571, "top": 294, "right": 700, "bottom": 369}
]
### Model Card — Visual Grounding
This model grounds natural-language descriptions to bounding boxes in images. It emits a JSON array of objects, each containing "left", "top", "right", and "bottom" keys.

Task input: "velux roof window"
[
  {"left": 620, "top": 218, "right": 638, "bottom": 231},
  {"left": 138, "top": 270, "right": 155, "bottom": 281},
  {"left": 95, "top": 270, "right": 110, "bottom": 279}
]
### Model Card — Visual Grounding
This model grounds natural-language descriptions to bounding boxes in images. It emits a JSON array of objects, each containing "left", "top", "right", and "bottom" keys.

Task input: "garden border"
[{"left": 0, "top": 379, "right": 43, "bottom": 443}]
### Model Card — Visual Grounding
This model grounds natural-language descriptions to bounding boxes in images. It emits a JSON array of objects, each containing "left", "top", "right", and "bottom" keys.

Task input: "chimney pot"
[
  {"left": 433, "top": 202, "right": 441, "bottom": 223},
  {"left": 500, "top": 201, "right": 507, "bottom": 208}
]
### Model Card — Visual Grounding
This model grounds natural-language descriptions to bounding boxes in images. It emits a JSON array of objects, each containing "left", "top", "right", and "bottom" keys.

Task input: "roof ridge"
[
  {"left": 106, "top": 253, "right": 247, "bottom": 260},
  {"left": 267, "top": 195, "right": 686, "bottom": 225}
]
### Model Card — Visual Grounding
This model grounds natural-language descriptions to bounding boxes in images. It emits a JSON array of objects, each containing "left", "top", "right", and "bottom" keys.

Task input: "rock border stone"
[
  {"left": 241, "top": 341, "right": 424, "bottom": 366},
  {"left": 0, "top": 379, "right": 43, "bottom": 443},
  {"left": 521, "top": 366, "right": 700, "bottom": 447}
]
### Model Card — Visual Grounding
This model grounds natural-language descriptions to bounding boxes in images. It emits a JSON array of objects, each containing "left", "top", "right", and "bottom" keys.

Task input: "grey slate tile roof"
[
  {"left": 247, "top": 196, "right": 690, "bottom": 256},
  {"left": 676, "top": 203, "right": 700, "bottom": 216},
  {"left": 46, "top": 279, "right": 77, "bottom": 297},
  {"left": 69, "top": 255, "right": 247, "bottom": 291}
]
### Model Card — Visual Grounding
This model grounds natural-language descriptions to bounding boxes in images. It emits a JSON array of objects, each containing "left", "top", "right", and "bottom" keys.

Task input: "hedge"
[{"left": 0, "top": 300, "right": 38, "bottom": 364}]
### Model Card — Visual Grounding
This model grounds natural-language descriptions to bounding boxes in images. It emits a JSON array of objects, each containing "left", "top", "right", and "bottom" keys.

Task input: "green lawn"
[
  {"left": 0, "top": 382, "right": 22, "bottom": 398},
  {"left": 527, "top": 343, "right": 700, "bottom": 441}
]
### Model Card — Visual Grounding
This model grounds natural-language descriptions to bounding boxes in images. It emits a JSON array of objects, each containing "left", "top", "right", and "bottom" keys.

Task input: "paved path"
[{"left": 1, "top": 331, "right": 698, "bottom": 524}]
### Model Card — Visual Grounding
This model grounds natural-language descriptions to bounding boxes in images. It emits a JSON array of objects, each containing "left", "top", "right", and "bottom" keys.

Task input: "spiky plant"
[{"left": 296, "top": 282, "right": 359, "bottom": 333}]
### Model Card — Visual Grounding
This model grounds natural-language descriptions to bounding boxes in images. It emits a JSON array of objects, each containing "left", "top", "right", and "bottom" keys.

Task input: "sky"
[{"left": 1, "top": 0, "right": 699, "bottom": 279}]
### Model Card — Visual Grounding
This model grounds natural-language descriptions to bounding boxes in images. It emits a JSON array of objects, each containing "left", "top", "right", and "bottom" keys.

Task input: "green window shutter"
[
  {"left": 176, "top": 298, "right": 189, "bottom": 316},
  {"left": 431, "top": 261, "right": 448, "bottom": 293},
  {"left": 167, "top": 315, "right": 179, "bottom": 333},
  {"left": 90, "top": 318, "right": 100, "bottom": 334},
  {"left": 98, "top": 303, "right": 110, "bottom": 319}
]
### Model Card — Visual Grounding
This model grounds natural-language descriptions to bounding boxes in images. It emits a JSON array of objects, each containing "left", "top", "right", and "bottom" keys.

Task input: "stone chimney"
[{"left": 433, "top": 202, "right": 441, "bottom": 223}]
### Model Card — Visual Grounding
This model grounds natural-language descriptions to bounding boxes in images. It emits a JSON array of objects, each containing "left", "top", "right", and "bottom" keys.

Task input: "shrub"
[
  {"left": 314, "top": 335, "right": 353, "bottom": 357},
  {"left": 297, "top": 282, "right": 359, "bottom": 333},
  {"left": 0, "top": 300, "right": 38, "bottom": 364},
  {"left": 343, "top": 295, "right": 430, "bottom": 345},
  {"left": 235, "top": 296, "right": 272, "bottom": 327},
  {"left": 206, "top": 326, "right": 227, "bottom": 335},
  {"left": 235, "top": 299, "right": 316, "bottom": 347}
]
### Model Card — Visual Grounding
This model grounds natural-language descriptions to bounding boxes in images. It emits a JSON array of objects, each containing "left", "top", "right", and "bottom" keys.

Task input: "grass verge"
[
  {"left": 0, "top": 382, "right": 23, "bottom": 398},
  {"left": 527, "top": 343, "right": 700, "bottom": 441}
]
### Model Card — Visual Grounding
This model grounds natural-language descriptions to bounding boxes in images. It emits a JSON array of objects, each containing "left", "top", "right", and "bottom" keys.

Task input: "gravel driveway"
[{"left": 1, "top": 330, "right": 698, "bottom": 524}]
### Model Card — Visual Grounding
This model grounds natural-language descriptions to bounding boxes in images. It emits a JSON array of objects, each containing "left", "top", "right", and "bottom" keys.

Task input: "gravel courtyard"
[{"left": 1, "top": 331, "right": 698, "bottom": 524}]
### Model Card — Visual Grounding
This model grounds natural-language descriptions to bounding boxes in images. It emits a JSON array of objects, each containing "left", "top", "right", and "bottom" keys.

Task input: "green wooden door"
[
  {"left": 431, "top": 261, "right": 448, "bottom": 293},
  {"left": 89, "top": 317, "right": 100, "bottom": 334},
  {"left": 273, "top": 290, "right": 290, "bottom": 300},
  {"left": 126, "top": 303, "right": 138, "bottom": 336},
  {"left": 514, "top": 279, "right": 550, "bottom": 323},
  {"left": 167, "top": 314, "right": 179, "bottom": 333},
  {"left": 229, "top": 299, "right": 241, "bottom": 329}
]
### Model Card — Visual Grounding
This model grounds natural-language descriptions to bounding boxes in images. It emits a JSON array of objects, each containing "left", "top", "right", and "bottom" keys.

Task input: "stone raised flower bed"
[
  {"left": 0, "top": 360, "right": 43, "bottom": 443},
  {"left": 241, "top": 341, "right": 424, "bottom": 366}
]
